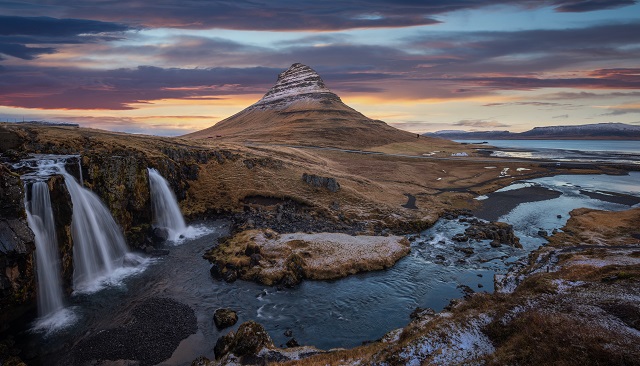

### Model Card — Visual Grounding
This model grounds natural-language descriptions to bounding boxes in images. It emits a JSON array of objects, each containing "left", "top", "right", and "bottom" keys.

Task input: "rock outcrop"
[
  {"left": 213, "top": 308, "right": 238, "bottom": 329},
  {"left": 206, "top": 229, "right": 410, "bottom": 287},
  {"left": 0, "top": 164, "right": 35, "bottom": 328},
  {"left": 249, "top": 63, "right": 342, "bottom": 111},
  {"left": 301, "top": 173, "right": 340, "bottom": 192}
]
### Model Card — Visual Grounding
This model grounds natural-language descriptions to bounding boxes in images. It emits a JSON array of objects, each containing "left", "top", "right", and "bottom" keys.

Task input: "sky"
[{"left": 1, "top": 0, "right": 639, "bottom": 136}]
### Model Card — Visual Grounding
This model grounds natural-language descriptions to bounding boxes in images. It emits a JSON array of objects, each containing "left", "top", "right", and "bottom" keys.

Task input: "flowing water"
[
  {"left": 62, "top": 170, "right": 145, "bottom": 293},
  {"left": 10, "top": 156, "right": 640, "bottom": 365},
  {"left": 14, "top": 155, "right": 147, "bottom": 333},
  {"left": 148, "top": 168, "right": 188, "bottom": 241},
  {"left": 24, "top": 182, "right": 74, "bottom": 331}
]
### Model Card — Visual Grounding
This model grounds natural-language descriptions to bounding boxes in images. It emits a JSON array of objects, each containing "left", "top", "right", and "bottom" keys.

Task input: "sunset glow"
[{"left": 1, "top": 1, "right": 639, "bottom": 135}]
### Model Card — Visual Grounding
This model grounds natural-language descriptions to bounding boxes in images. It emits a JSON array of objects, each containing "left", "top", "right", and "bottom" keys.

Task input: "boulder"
[
  {"left": 214, "top": 308, "right": 238, "bottom": 329},
  {"left": 215, "top": 321, "right": 274, "bottom": 360},
  {"left": 301, "top": 173, "right": 340, "bottom": 193},
  {"left": 152, "top": 227, "right": 169, "bottom": 242},
  {"left": 286, "top": 338, "right": 300, "bottom": 348}
]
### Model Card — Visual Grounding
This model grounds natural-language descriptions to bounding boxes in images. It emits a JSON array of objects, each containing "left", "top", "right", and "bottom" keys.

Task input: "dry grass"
[
  {"left": 484, "top": 311, "right": 639, "bottom": 366},
  {"left": 205, "top": 229, "right": 410, "bottom": 285}
]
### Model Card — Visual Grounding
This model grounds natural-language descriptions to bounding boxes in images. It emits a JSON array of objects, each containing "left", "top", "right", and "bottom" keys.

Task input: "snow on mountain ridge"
[{"left": 249, "top": 63, "right": 341, "bottom": 110}]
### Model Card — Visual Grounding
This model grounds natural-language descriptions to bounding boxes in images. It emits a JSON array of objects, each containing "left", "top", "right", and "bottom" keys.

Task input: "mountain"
[
  {"left": 185, "top": 63, "right": 421, "bottom": 148},
  {"left": 426, "top": 123, "right": 640, "bottom": 140}
]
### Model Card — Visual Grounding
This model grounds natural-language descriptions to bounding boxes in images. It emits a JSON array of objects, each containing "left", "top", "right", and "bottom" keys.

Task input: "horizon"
[{"left": 1, "top": 1, "right": 639, "bottom": 136}]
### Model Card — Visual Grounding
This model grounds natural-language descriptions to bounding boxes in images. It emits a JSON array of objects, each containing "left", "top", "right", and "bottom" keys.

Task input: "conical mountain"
[{"left": 185, "top": 63, "right": 420, "bottom": 148}]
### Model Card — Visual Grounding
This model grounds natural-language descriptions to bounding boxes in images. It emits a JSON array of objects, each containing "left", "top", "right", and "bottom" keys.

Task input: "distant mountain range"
[{"left": 425, "top": 123, "right": 640, "bottom": 140}]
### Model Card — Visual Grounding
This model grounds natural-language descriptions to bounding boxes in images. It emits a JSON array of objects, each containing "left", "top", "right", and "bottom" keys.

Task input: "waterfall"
[
  {"left": 25, "top": 182, "right": 65, "bottom": 318},
  {"left": 62, "top": 170, "right": 134, "bottom": 291},
  {"left": 147, "top": 168, "right": 187, "bottom": 241}
]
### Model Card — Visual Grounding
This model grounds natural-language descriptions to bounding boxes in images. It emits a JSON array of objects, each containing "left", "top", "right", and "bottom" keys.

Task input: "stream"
[{"left": 13, "top": 172, "right": 640, "bottom": 365}]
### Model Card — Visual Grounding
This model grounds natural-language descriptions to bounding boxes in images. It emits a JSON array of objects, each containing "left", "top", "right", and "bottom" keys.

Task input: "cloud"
[
  {"left": 407, "top": 22, "right": 640, "bottom": 74},
  {"left": 0, "top": 15, "right": 131, "bottom": 36},
  {"left": 2, "top": 1, "right": 636, "bottom": 32},
  {"left": 0, "top": 15, "right": 133, "bottom": 60},
  {"left": 599, "top": 103, "right": 640, "bottom": 116},
  {"left": 553, "top": 114, "right": 569, "bottom": 118},
  {"left": 453, "top": 119, "right": 510, "bottom": 128},
  {"left": 539, "top": 91, "right": 640, "bottom": 99},
  {"left": 483, "top": 102, "right": 576, "bottom": 108},
  {"left": 553, "top": 0, "right": 637, "bottom": 12},
  {"left": 0, "top": 65, "right": 279, "bottom": 109}
]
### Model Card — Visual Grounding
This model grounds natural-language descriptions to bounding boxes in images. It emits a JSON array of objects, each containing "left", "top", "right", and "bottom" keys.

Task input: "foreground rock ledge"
[{"left": 205, "top": 229, "right": 410, "bottom": 286}]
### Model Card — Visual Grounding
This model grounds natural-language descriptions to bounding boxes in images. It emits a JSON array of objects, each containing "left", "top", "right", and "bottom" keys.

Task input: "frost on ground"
[
  {"left": 204, "top": 229, "right": 411, "bottom": 286},
  {"left": 275, "top": 207, "right": 640, "bottom": 366},
  {"left": 394, "top": 315, "right": 494, "bottom": 366}
]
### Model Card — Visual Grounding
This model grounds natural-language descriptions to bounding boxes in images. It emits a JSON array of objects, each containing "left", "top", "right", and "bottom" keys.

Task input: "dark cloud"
[
  {"left": 0, "top": 15, "right": 131, "bottom": 36},
  {"left": 0, "top": 42, "right": 55, "bottom": 60},
  {"left": 408, "top": 22, "right": 640, "bottom": 74},
  {"left": 448, "top": 68, "right": 640, "bottom": 91},
  {"left": 553, "top": 0, "right": 636, "bottom": 12},
  {"left": 1, "top": 1, "right": 635, "bottom": 31},
  {"left": 0, "top": 15, "right": 133, "bottom": 60},
  {"left": 0, "top": 65, "right": 279, "bottom": 109}
]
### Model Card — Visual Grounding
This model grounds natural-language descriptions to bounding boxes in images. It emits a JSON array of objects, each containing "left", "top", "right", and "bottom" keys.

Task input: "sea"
[{"left": 455, "top": 139, "right": 640, "bottom": 165}]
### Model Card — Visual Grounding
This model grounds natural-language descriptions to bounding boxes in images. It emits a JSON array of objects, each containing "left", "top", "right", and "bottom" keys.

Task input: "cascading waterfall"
[
  {"left": 61, "top": 169, "right": 134, "bottom": 290},
  {"left": 25, "top": 182, "right": 65, "bottom": 318},
  {"left": 147, "top": 168, "right": 187, "bottom": 241}
]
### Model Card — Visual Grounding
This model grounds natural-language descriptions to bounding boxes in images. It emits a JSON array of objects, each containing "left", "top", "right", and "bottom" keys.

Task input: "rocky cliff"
[
  {"left": 0, "top": 164, "right": 36, "bottom": 329},
  {"left": 248, "top": 63, "right": 342, "bottom": 111}
]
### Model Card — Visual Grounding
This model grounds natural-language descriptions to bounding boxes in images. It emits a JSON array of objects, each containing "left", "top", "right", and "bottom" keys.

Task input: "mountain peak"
[{"left": 250, "top": 63, "right": 341, "bottom": 110}]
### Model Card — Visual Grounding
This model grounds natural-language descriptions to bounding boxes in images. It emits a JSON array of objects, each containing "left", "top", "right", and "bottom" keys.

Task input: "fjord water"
[
  {"left": 459, "top": 139, "right": 640, "bottom": 164},
  {"left": 25, "top": 182, "right": 66, "bottom": 321},
  {"left": 148, "top": 168, "right": 187, "bottom": 241}
]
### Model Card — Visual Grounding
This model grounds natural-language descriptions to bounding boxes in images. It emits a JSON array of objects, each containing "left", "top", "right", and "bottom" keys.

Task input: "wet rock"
[
  {"left": 457, "top": 284, "right": 475, "bottom": 299},
  {"left": 284, "top": 329, "right": 293, "bottom": 337},
  {"left": 457, "top": 247, "right": 475, "bottom": 255},
  {"left": 209, "top": 263, "right": 223, "bottom": 280},
  {"left": 453, "top": 233, "right": 469, "bottom": 242},
  {"left": 538, "top": 230, "right": 549, "bottom": 238},
  {"left": 410, "top": 307, "right": 436, "bottom": 320},
  {"left": 302, "top": 173, "right": 340, "bottom": 192},
  {"left": 152, "top": 227, "right": 169, "bottom": 242},
  {"left": 286, "top": 338, "right": 300, "bottom": 348},
  {"left": 222, "top": 268, "right": 238, "bottom": 283},
  {"left": 216, "top": 321, "right": 274, "bottom": 360},
  {"left": 463, "top": 221, "right": 522, "bottom": 248},
  {"left": 557, "top": 214, "right": 562, "bottom": 218},
  {"left": 490, "top": 239, "right": 501, "bottom": 248},
  {"left": 214, "top": 308, "right": 238, "bottom": 329},
  {"left": 214, "top": 331, "right": 235, "bottom": 360}
]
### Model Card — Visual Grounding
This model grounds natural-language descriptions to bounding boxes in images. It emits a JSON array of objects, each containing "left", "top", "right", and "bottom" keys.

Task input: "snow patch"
[{"left": 398, "top": 315, "right": 494, "bottom": 365}]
